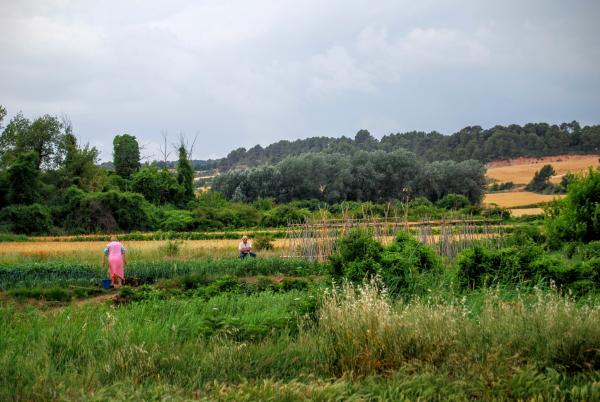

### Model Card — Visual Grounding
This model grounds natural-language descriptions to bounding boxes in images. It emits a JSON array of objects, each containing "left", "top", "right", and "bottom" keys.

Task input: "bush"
[
  {"left": 159, "top": 240, "right": 183, "bottom": 257},
  {"left": 59, "top": 189, "right": 156, "bottom": 233},
  {"left": 159, "top": 210, "right": 196, "bottom": 231},
  {"left": 329, "top": 228, "right": 383, "bottom": 280},
  {"left": 545, "top": 168, "right": 600, "bottom": 247},
  {"left": 456, "top": 244, "right": 544, "bottom": 289},
  {"left": 0, "top": 203, "right": 53, "bottom": 234},
  {"left": 260, "top": 205, "right": 309, "bottom": 227},
  {"left": 436, "top": 193, "right": 470, "bottom": 210},
  {"left": 330, "top": 229, "right": 440, "bottom": 294},
  {"left": 253, "top": 234, "right": 274, "bottom": 251},
  {"left": 507, "top": 224, "right": 546, "bottom": 245}
]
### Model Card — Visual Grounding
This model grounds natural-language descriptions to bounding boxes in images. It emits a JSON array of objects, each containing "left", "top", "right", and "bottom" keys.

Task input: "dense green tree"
[
  {"left": 113, "top": 134, "right": 140, "bottom": 178},
  {"left": 58, "top": 134, "right": 100, "bottom": 189},
  {"left": 132, "top": 166, "right": 182, "bottom": 205},
  {"left": 525, "top": 164, "right": 556, "bottom": 192},
  {"left": 213, "top": 151, "right": 486, "bottom": 204},
  {"left": 6, "top": 151, "right": 41, "bottom": 204},
  {"left": 176, "top": 145, "right": 194, "bottom": 202},
  {"left": 0, "top": 112, "right": 64, "bottom": 169}
]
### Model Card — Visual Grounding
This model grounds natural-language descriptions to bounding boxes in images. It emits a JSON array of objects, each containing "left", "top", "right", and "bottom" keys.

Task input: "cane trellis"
[{"left": 284, "top": 214, "right": 506, "bottom": 261}]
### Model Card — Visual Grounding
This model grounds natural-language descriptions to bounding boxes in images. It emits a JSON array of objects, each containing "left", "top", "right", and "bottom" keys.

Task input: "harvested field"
[
  {"left": 486, "top": 154, "right": 599, "bottom": 184},
  {"left": 509, "top": 207, "right": 544, "bottom": 217},
  {"left": 484, "top": 191, "right": 563, "bottom": 208}
]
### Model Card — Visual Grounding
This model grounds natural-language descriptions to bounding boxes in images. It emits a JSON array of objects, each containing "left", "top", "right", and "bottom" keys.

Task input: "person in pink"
[{"left": 103, "top": 236, "right": 126, "bottom": 288}]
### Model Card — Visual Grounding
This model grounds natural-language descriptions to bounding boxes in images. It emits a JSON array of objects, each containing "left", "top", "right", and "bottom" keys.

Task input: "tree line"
[
  {"left": 212, "top": 151, "right": 486, "bottom": 204},
  {"left": 217, "top": 122, "right": 600, "bottom": 171}
]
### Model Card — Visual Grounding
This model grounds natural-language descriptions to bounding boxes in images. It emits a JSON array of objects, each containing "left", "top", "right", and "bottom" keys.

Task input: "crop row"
[{"left": 0, "top": 258, "right": 327, "bottom": 290}]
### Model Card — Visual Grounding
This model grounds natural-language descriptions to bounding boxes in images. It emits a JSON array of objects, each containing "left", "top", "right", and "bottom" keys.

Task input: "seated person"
[{"left": 238, "top": 235, "right": 257, "bottom": 258}]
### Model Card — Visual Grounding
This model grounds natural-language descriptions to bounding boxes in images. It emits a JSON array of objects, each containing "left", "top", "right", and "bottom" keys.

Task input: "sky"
[{"left": 1, "top": 0, "right": 599, "bottom": 161}]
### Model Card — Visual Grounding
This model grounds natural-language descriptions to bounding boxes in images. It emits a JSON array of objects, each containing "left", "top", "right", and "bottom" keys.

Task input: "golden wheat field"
[
  {"left": 486, "top": 154, "right": 599, "bottom": 185},
  {"left": 507, "top": 207, "right": 544, "bottom": 217},
  {"left": 484, "top": 191, "right": 563, "bottom": 208},
  {"left": 0, "top": 239, "right": 287, "bottom": 264}
]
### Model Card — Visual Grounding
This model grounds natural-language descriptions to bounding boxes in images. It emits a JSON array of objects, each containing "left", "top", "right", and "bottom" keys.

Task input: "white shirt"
[{"left": 239, "top": 241, "right": 252, "bottom": 251}]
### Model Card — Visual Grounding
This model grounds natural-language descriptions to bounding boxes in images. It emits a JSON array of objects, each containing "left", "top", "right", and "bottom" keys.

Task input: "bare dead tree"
[
  {"left": 172, "top": 131, "right": 199, "bottom": 161},
  {"left": 138, "top": 142, "right": 154, "bottom": 163},
  {"left": 159, "top": 130, "right": 172, "bottom": 164}
]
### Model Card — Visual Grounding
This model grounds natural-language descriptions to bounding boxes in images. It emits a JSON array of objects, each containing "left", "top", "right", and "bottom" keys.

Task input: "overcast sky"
[{"left": 1, "top": 1, "right": 599, "bottom": 161}]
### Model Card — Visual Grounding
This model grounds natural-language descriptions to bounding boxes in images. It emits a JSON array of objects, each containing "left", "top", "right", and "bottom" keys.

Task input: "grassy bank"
[{"left": 1, "top": 281, "right": 599, "bottom": 401}]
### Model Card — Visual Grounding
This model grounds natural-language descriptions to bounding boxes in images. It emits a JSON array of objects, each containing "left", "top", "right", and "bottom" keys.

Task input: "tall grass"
[
  {"left": 316, "top": 280, "right": 600, "bottom": 399},
  {"left": 1, "top": 281, "right": 599, "bottom": 400}
]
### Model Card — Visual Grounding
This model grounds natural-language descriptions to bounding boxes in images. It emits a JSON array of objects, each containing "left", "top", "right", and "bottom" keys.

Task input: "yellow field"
[
  {"left": 0, "top": 239, "right": 287, "bottom": 264},
  {"left": 508, "top": 208, "right": 544, "bottom": 217},
  {"left": 484, "top": 191, "right": 563, "bottom": 208},
  {"left": 487, "top": 154, "right": 599, "bottom": 185}
]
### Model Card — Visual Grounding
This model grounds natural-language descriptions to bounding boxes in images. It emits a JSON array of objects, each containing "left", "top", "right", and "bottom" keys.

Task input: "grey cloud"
[{"left": 0, "top": 0, "right": 599, "bottom": 161}]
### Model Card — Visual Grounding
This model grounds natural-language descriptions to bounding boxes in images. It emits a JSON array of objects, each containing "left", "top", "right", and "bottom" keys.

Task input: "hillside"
[
  {"left": 210, "top": 121, "right": 599, "bottom": 172},
  {"left": 483, "top": 154, "right": 599, "bottom": 216}
]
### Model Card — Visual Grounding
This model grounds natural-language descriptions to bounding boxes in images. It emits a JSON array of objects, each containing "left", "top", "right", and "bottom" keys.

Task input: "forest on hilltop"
[{"left": 213, "top": 121, "right": 599, "bottom": 171}]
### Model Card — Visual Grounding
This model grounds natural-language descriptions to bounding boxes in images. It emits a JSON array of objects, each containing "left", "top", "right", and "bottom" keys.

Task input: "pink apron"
[{"left": 107, "top": 241, "right": 125, "bottom": 280}]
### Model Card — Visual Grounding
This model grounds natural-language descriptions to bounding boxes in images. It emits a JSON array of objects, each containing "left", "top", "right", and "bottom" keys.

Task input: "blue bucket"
[{"left": 101, "top": 279, "right": 112, "bottom": 289}]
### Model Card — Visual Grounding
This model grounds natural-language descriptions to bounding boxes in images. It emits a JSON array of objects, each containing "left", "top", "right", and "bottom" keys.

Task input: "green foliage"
[
  {"left": 216, "top": 122, "right": 599, "bottom": 170},
  {"left": 457, "top": 245, "right": 542, "bottom": 289},
  {"left": 8, "top": 286, "right": 73, "bottom": 302},
  {"left": 253, "top": 234, "right": 274, "bottom": 251},
  {"left": 159, "top": 209, "right": 196, "bottom": 231},
  {"left": 159, "top": 240, "right": 183, "bottom": 257},
  {"left": 0, "top": 112, "right": 64, "bottom": 169},
  {"left": 506, "top": 224, "right": 546, "bottom": 245},
  {"left": 214, "top": 151, "right": 486, "bottom": 204},
  {"left": 0, "top": 203, "right": 52, "bottom": 234},
  {"left": 58, "top": 188, "right": 155, "bottom": 233},
  {"left": 456, "top": 242, "right": 599, "bottom": 293},
  {"left": 176, "top": 145, "right": 194, "bottom": 202},
  {"left": 380, "top": 231, "right": 442, "bottom": 294},
  {"left": 435, "top": 193, "right": 470, "bottom": 210},
  {"left": 0, "top": 258, "right": 326, "bottom": 290},
  {"left": 330, "top": 229, "right": 440, "bottom": 294},
  {"left": 329, "top": 228, "right": 383, "bottom": 280},
  {"left": 131, "top": 166, "right": 182, "bottom": 205},
  {"left": 545, "top": 168, "right": 600, "bottom": 247},
  {"left": 488, "top": 181, "right": 514, "bottom": 192},
  {"left": 260, "top": 204, "right": 309, "bottom": 226},
  {"left": 58, "top": 133, "right": 100, "bottom": 189},
  {"left": 112, "top": 134, "right": 140, "bottom": 178},
  {"left": 6, "top": 151, "right": 41, "bottom": 204},
  {"left": 526, "top": 164, "right": 556, "bottom": 192}
]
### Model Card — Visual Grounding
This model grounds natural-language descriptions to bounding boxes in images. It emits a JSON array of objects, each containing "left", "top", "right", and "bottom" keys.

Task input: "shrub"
[
  {"left": 159, "top": 210, "right": 196, "bottom": 231},
  {"left": 260, "top": 205, "right": 309, "bottom": 227},
  {"left": 329, "top": 228, "right": 383, "bottom": 280},
  {"left": 436, "top": 193, "right": 470, "bottom": 210},
  {"left": 253, "top": 234, "right": 274, "bottom": 251},
  {"left": 60, "top": 189, "right": 156, "bottom": 233},
  {"left": 160, "top": 240, "right": 183, "bottom": 257},
  {"left": 545, "top": 168, "right": 600, "bottom": 247},
  {"left": 330, "top": 229, "right": 440, "bottom": 294},
  {"left": 0, "top": 203, "right": 53, "bottom": 234},
  {"left": 507, "top": 224, "right": 546, "bottom": 245},
  {"left": 456, "top": 244, "right": 544, "bottom": 289}
]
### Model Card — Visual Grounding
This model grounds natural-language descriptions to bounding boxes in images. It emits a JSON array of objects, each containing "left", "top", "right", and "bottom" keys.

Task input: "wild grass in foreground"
[{"left": 1, "top": 280, "right": 599, "bottom": 401}]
